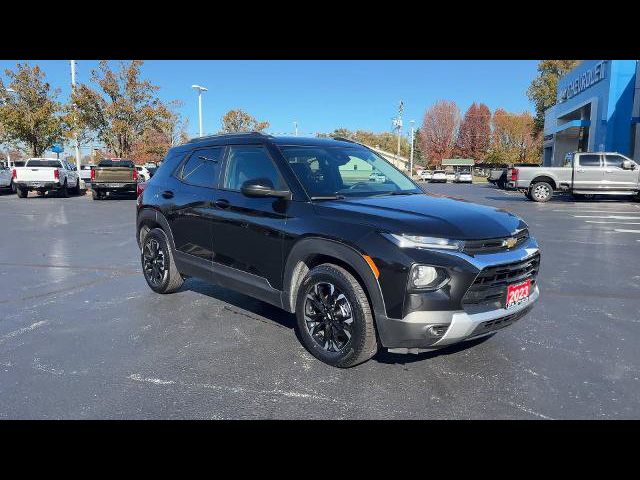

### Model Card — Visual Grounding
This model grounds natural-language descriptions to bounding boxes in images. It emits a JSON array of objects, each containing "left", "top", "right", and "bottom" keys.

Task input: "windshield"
[
  {"left": 26, "top": 160, "right": 62, "bottom": 168},
  {"left": 279, "top": 145, "right": 420, "bottom": 199},
  {"left": 98, "top": 159, "right": 135, "bottom": 168}
]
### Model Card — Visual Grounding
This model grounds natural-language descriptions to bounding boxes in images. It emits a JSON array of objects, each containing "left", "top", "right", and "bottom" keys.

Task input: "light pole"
[
  {"left": 191, "top": 84, "right": 208, "bottom": 137},
  {"left": 294, "top": 121, "right": 298, "bottom": 136},
  {"left": 409, "top": 120, "right": 415, "bottom": 177},
  {"left": 70, "top": 61, "right": 81, "bottom": 175}
]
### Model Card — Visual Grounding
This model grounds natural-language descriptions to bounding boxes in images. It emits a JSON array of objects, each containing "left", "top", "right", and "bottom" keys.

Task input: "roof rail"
[
  {"left": 187, "top": 131, "right": 274, "bottom": 144},
  {"left": 331, "top": 136, "right": 359, "bottom": 144}
]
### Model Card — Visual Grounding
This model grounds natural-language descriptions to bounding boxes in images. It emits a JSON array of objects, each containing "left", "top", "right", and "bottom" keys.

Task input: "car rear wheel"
[
  {"left": 141, "top": 228, "right": 184, "bottom": 294},
  {"left": 296, "top": 264, "right": 378, "bottom": 368},
  {"left": 60, "top": 180, "right": 69, "bottom": 198},
  {"left": 530, "top": 182, "right": 553, "bottom": 202},
  {"left": 92, "top": 190, "right": 102, "bottom": 200},
  {"left": 16, "top": 187, "right": 28, "bottom": 198}
]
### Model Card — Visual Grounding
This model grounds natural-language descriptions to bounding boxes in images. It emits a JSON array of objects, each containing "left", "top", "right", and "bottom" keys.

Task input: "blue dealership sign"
[{"left": 51, "top": 144, "right": 64, "bottom": 154}]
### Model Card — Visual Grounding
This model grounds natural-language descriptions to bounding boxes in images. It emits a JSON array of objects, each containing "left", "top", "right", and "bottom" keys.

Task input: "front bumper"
[{"left": 376, "top": 238, "right": 540, "bottom": 351}]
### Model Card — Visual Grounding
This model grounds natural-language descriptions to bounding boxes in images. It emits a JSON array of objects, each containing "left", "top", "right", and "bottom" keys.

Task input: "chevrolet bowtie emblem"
[{"left": 505, "top": 237, "right": 517, "bottom": 249}]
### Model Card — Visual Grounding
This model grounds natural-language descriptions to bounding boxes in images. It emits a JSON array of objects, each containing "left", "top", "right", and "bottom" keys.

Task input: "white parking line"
[
  {"left": 554, "top": 210, "right": 640, "bottom": 214},
  {"left": 614, "top": 229, "right": 640, "bottom": 233},
  {"left": 573, "top": 215, "right": 640, "bottom": 220},
  {"left": 585, "top": 221, "right": 640, "bottom": 225}
]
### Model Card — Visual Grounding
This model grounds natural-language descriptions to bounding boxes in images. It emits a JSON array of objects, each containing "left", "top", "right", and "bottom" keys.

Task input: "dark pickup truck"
[{"left": 91, "top": 159, "right": 138, "bottom": 200}]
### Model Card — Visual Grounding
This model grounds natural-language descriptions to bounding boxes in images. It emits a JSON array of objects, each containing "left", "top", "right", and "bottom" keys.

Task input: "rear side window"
[
  {"left": 26, "top": 160, "right": 62, "bottom": 168},
  {"left": 578, "top": 154, "right": 601, "bottom": 167},
  {"left": 223, "top": 145, "right": 286, "bottom": 191},
  {"left": 179, "top": 147, "right": 223, "bottom": 188}
]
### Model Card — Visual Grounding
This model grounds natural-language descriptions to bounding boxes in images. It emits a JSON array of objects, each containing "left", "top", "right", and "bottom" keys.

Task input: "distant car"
[
  {"left": 0, "top": 164, "right": 15, "bottom": 193},
  {"left": 369, "top": 171, "right": 386, "bottom": 183},
  {"left": 455, "top": 171, "right": 473, "bottom": 183},
  {"left": 135, "top": 165, "right": 151, "bottom": 182},
  {"left": 445, "top": 171, "right": 456, "bottom": 182},
  {"left": 78, "top": 164, "right": 95, "bottom": 183},
  {"left": 13, "top": 158, "right": 81, "bottom": 198},
  {"left": 418, "top": 170, "right": 432, "bottom": 181},
  {"left": 431, "top": 170, "right": 447, "bottom": 183},
  {"left": 91, "top": 158, "right": 138, "bottom": 200},
  {"left": 146, "top": 166, "right": 158, "bottom": 178}
]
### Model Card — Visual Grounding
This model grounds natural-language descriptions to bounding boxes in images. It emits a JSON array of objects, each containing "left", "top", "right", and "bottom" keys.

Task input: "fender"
[
  {"left": 136, "top": 208, "right": 176, "bottom": 251},
  {"left": 281, "top": 237, "right": 387, "bottom": 321}
]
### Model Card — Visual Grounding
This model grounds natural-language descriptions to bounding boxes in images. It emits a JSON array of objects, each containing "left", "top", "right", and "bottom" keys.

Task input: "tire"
[
  {"left": 92, "top": 190, "right": 102, "bottom": 200},
  {"left": 16, "top": 187, "right": 28, "bottom": 198},
  {"left": 530, "top": 182, "right": 553, "bottom": 202},
  {"left": 141, "top": 228, "right": 184, "bottom": 294},
  {"left": 60, "top": 180, "right": 69, "bottom": 198},
  {"left": 71, "top": 178, "right": 81, "bottom": 195},
  {"left": 525, "top": 190, "right": 533, "bottom": 200},
  {"left": 296, "top": 263, "right": 378, "bottom": 368}
]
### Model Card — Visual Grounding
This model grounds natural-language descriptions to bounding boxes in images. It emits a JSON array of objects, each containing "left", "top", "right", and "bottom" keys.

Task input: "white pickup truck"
[
  {"left": 13, "top": 158, "right": 81, "bottom": 198},
  {"left": 513, "top": 152, "right": 640, "bottom": 202}
]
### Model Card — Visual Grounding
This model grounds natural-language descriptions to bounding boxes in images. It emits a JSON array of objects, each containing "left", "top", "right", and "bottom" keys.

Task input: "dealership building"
[{"left": 543, "top": 60, "right": 640, "bottom": 166}]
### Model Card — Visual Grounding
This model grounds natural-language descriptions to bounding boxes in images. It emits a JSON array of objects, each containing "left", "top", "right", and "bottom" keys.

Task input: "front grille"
[
  {"left": 463, "top": 229, "right": 529, "bottom": 255},
  {"left": 469, "top": 304, "right": 533, "bottom": 337},
  {"left": 462, "top": 253, "right": 540, "bottom": 308}
]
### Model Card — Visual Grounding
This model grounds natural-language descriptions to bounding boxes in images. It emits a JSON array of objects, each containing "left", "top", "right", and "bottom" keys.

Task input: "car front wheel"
[{"left": 296, "top": 264, "right": 378, "bottom": 368}]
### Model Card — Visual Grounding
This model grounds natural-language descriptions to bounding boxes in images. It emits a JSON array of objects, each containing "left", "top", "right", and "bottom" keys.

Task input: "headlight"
[
  {"left": 409, "top": 264, "right": 450, "bottom": 290},
  {"left": 382, "top": 233, "right": 464, "bottom": 251}
]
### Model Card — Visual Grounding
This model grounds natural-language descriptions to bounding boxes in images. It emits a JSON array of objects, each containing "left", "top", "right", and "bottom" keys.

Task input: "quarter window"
[
  {"left": 223, "top": 145, "right": 286, "bottom": 191},
  {"left": 578, "top": 154, "right": 601, "bottom": 167},
  {"left": 179, "top": 148, "right": 223, "bottom": 188}
]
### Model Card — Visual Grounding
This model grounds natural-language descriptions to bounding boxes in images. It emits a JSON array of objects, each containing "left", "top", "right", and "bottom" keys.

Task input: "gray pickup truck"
[{"left": 512, "top": 152, "right": 640, "bottom": 202}]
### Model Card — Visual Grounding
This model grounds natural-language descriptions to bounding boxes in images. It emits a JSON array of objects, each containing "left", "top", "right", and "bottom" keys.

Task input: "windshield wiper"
[
  {"left": 310, "top": 194, "right": 346, "bottom": 201},
  {"left": 370, "top": 191, "right": 421, "bottom": 197}
]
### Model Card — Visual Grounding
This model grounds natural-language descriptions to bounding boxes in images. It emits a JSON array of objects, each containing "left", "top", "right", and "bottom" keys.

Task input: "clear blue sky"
[{"left": 1, "top": 60, "right": 538, "bottom": 139}]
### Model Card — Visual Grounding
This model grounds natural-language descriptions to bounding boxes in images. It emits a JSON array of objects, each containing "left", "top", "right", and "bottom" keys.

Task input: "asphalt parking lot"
[{"left": 1, "top": 184, "right": 639, "bottom": 419}]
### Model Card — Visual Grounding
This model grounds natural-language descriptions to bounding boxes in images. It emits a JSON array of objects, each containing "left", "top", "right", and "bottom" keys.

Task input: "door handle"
[
  {"left": 604, "top": 170, "right": 613, "bottom": 173},
  {"left": 577, "top": 169, "right": 585, "bottom": 173},
  {"left": 215, "top": 199, "right": 230, "bottom": 209},
  {"left": 162, "top": 190, "right": 174, "bottom": 199}
]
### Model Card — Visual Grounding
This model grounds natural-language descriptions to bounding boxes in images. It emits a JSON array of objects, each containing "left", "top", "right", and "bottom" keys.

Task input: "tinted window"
[
  {"left": 223, "top": 145, "right": 286, "bottom": 191},
  {"left": 98, "top": 159, "right": 135, "bottom": 168},
  {"left": 578, "top": 154, "right": 601, "bottom": 167},
  {"left": 26, "top": 160, "right": 63, "bottom": 168},
  {"left": 605, "top": 155, "right": 627, "bottom": 168},
  {"left": 180, "top": 147, "right": 223, "bottom": 188}
]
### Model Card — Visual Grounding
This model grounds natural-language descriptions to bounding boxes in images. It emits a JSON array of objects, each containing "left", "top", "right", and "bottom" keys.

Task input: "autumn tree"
[
  {"left": 324, "top": 128, "right": 411, "bottom": 157},
  {"left": 453, "top": 102, "right": 491, "bottom": 161},
  {"left": 527, "top": 60, "right": 581, "bottom": 135},
  {"left": 72, "top": 60, "right": 173, "bottom": 158},
  {"left": 486, "top": 109, "right": 541, "bottom": 165},
  {"left": 0, "top": 63, "right": 66, "bottom": 157},
  {"left": 220, "top": 109, "right": 269, "bottom": 133},
  {"left": 419, "top": 100, "right": 460, "bottom": 166}
]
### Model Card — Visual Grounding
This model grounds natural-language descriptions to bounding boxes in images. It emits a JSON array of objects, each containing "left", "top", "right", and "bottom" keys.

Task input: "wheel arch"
[
  {"left": 530, "top": 176, "right": 557, "bottom": 190},
  {"left": 281, "top": 237, "right": 386, "bottom": 320},
  {"left": 136, "top": 208, "right": 176, "bottom": 250}
]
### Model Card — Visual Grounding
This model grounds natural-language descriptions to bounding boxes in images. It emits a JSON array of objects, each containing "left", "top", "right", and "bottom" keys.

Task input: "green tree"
[
  {"left": 0, "top": 63, "right": 66, "bottom": 157},
  {"left": 326, "top": 128, "right": 411, "bottom": 157},
  {"left": 71, "top": 60, "right": 173, "bottom": 158},
  {"left": 220, "top": 109, "right": 269, "bottom": 133},
  {"left": 527, "top": 60, "right": 581, "bottom": 135},
  {"left": 485, "top": 109, "right": 541, "bottom": 165}
]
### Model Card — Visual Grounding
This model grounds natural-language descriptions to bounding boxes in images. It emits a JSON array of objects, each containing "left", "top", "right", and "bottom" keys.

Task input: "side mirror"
[
  {"left": 622, "top": 160, "right": 636, "bottom": 170},
  {"left": 241, "top": 178, "right": 291, "bottom": 199}
]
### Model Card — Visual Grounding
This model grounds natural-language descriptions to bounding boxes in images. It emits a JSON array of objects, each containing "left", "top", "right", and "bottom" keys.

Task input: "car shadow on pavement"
[
  {"left": 184, "top": 278, "right": 297, "bottom": 330},
  {"left": 373, "top": 335, "right": 494, "bottom": 365}
]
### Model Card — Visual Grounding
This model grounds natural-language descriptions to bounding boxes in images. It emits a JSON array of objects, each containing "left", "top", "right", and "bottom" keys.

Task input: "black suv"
[{"left": 136, "top": 133, "right": 540, "bottom": 367}]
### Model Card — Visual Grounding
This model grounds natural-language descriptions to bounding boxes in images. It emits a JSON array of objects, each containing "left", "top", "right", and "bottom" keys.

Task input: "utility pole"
[
  {"left": 70, "top": 61, "right": 81, "bottom": 174},
  {"left": 294, "top": 121, "right": 298, "bottom": 136},
  {"left": 409, "top": 119, "right": 415, "bottom": 178},
  {"left": 392, "top": 101, "right": 404, "bottom": 168}
]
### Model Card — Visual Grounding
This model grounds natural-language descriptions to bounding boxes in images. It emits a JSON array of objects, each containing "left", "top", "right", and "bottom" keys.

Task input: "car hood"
[{"left": 314, "top": 193, "right": 526, "bottom": 240}]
